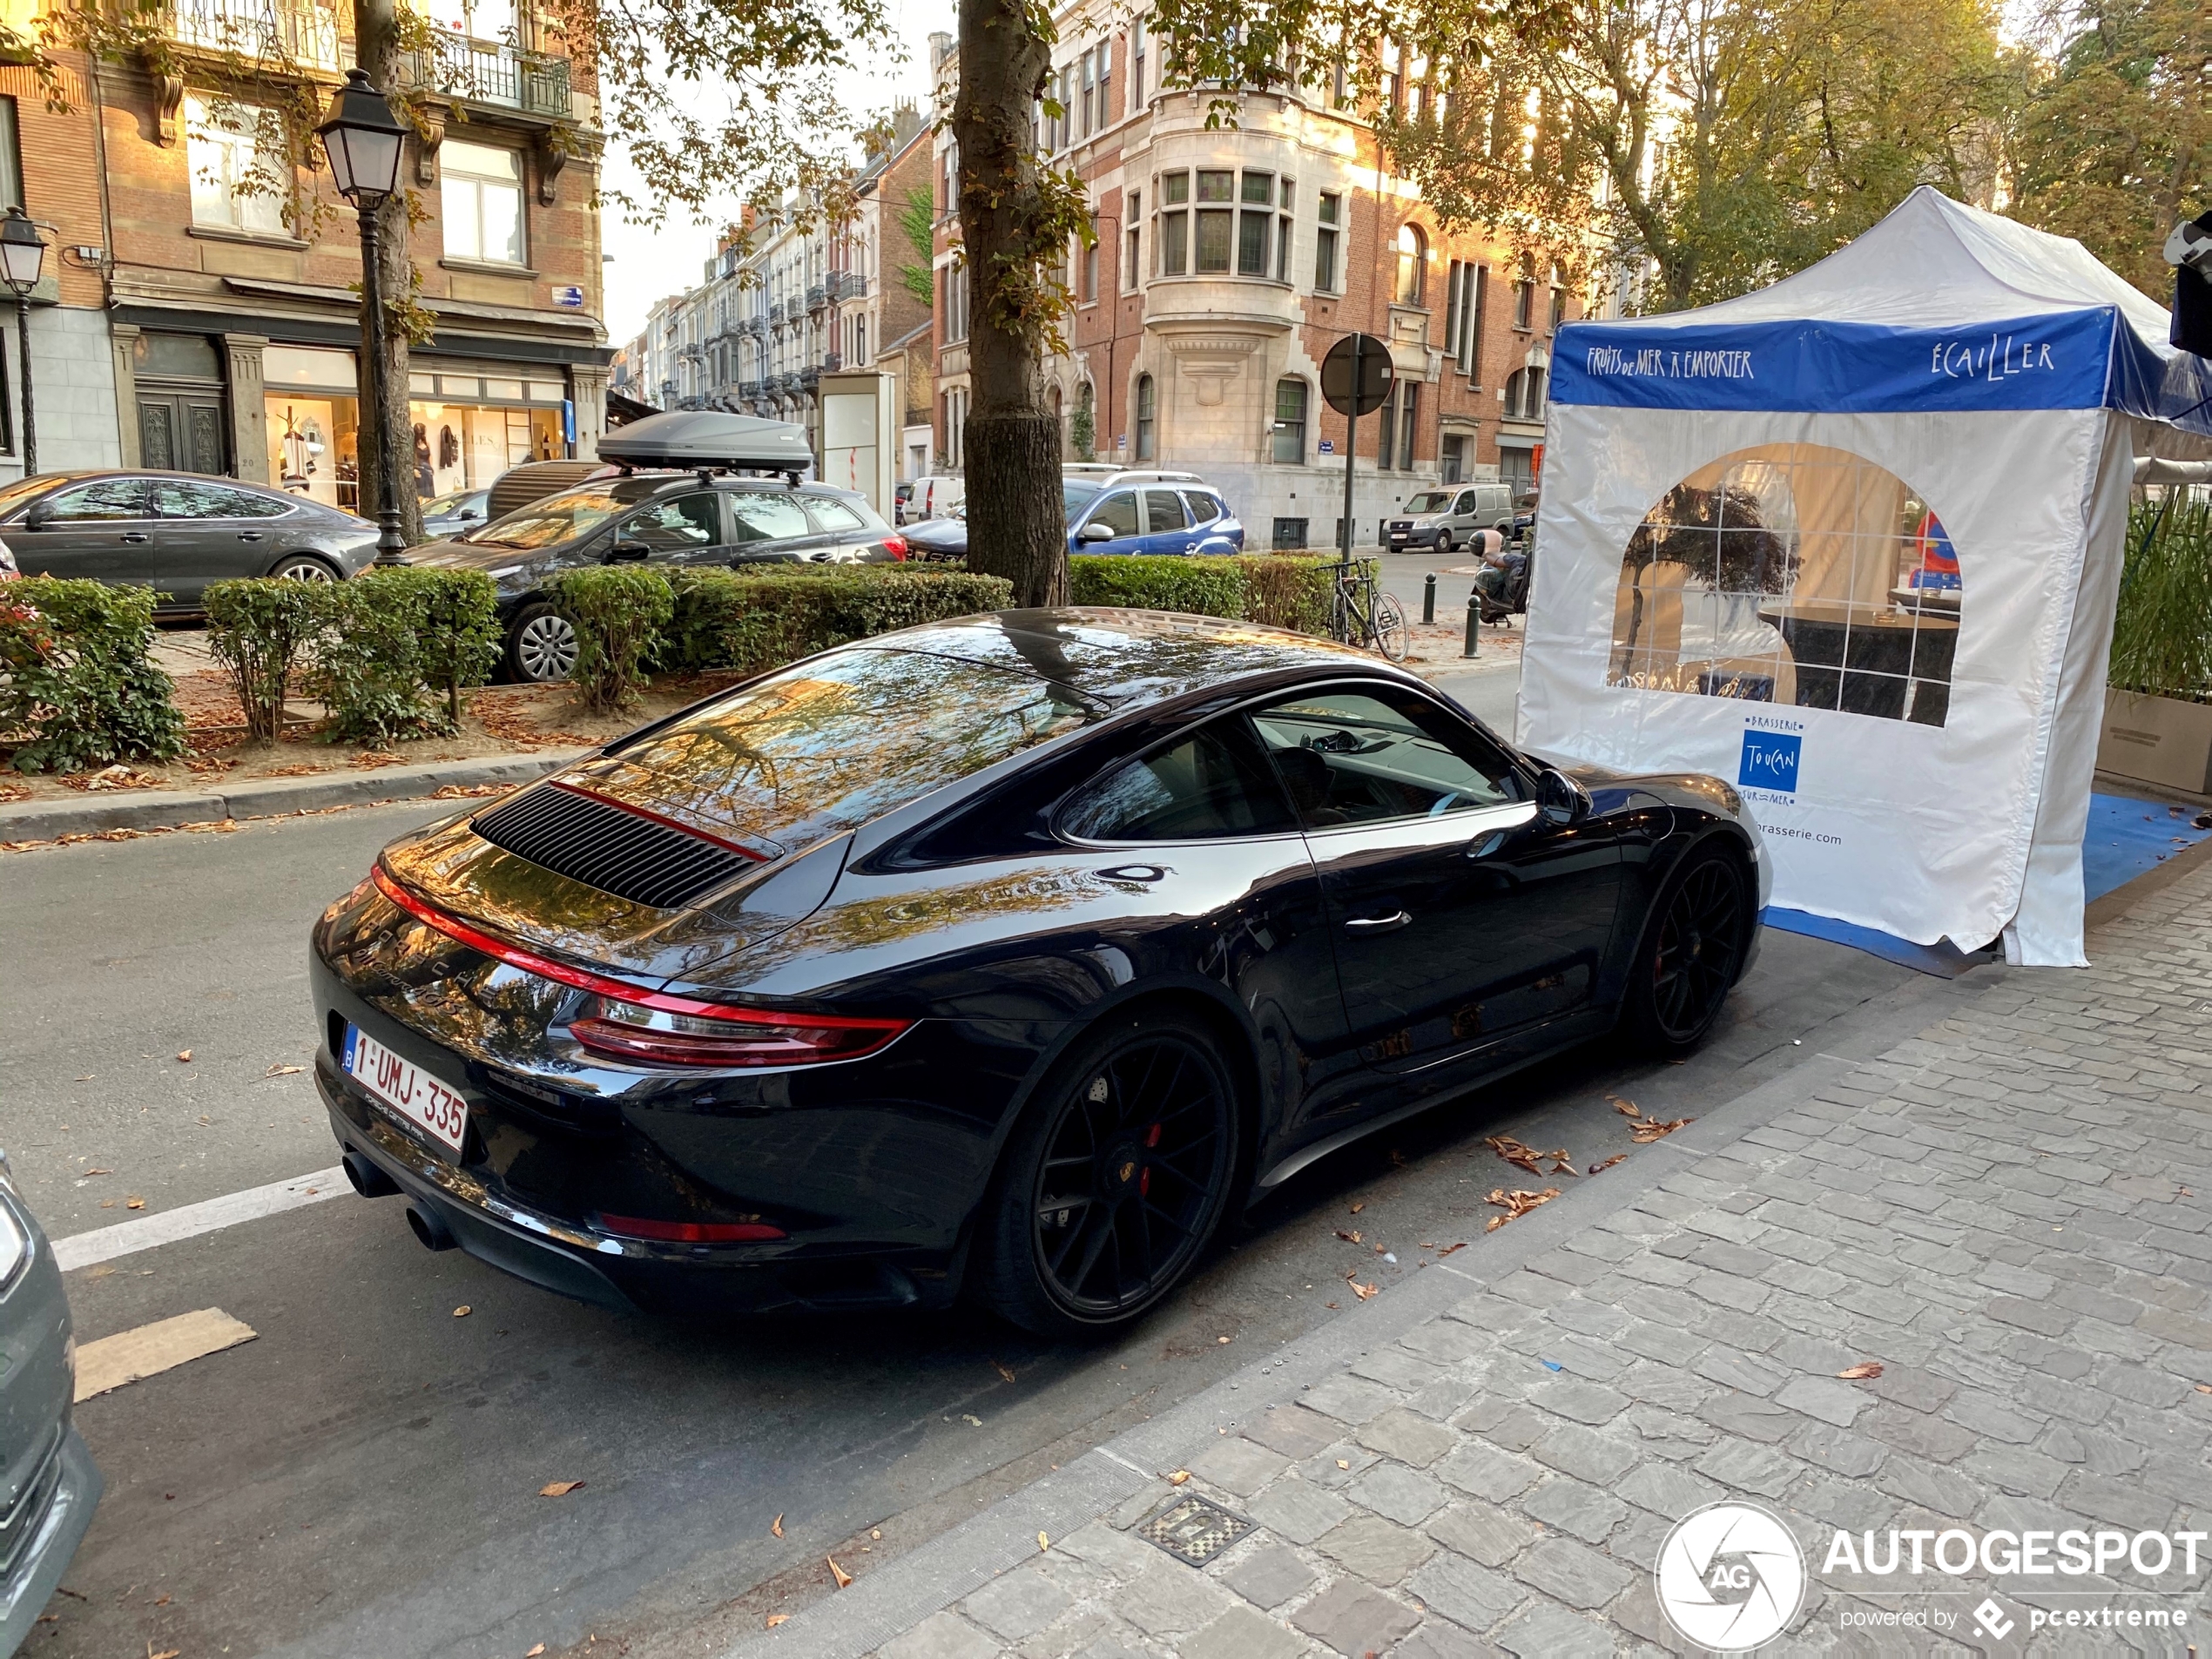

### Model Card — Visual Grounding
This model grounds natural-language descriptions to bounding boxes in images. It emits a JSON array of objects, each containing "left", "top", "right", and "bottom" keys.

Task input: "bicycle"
[{"left": 1325, "top": 556, "right": 1410, "bottom": 662}]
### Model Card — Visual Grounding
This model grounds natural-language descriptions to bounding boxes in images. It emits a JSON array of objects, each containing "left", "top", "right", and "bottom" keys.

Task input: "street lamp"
[
  {"left": 0, "top": 207, "right": 48, "bottom": 476},
  {"left": 316, "top": 69, "right": 409, "bottom": 564}
]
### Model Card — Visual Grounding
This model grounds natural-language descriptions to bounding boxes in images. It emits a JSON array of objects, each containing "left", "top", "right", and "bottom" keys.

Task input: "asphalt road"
[{"left": 5, "top": 741, "right": 1952, "bottom": 1659}]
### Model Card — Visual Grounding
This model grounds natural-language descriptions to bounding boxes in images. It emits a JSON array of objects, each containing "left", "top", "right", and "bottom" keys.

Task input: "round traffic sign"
[{"left": 1321, "top": 334, "right": 1394, "bottom": 417}]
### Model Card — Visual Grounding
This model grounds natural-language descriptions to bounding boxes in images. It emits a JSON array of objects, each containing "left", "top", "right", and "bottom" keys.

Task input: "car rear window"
[
  {"left": 806, "top": 497, "right": 869, "bottom": 533},
  {"left": 589, "top": 648, "right": 1096, "bottom": 856}
]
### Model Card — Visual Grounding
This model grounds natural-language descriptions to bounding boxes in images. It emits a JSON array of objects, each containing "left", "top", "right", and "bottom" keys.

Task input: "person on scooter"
[{"left": 1471, "top": 526, "right": 1527, "bottom": 617}]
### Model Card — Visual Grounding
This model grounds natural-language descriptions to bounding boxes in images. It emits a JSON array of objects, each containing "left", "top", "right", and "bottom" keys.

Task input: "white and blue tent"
[{"left": 1519, "top": 186, "right": 2207, "bottom": 967}]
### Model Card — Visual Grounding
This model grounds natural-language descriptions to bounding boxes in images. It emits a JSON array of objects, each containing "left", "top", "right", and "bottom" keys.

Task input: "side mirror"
[
  {"left": 607, "top": 539, "right": 651, "bottom": 563},
  {"left": 1078, "top": 521, "right": 1116, "bottom": 543},
  {"left": 1537, "top": 767, "right": 1593, "bottom": 826}
]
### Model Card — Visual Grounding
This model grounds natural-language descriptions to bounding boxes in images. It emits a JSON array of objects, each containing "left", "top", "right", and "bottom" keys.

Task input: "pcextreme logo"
[{"left": 1655, "top": 1502, "right": 1807, "bottom": 1652}]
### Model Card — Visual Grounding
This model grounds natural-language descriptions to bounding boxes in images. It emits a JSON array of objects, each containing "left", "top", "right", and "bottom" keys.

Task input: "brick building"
[
  {"left": 0, "top": 0, "right": 610, "bottom": 501},
  {"left": 928, "top": 24, "right": 1578, "bottom": 548}
]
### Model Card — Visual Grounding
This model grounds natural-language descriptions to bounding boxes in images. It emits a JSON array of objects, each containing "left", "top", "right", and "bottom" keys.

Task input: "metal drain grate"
[{"left": 1136, "top": 1493, "right": 1254, "bottom": 1566}]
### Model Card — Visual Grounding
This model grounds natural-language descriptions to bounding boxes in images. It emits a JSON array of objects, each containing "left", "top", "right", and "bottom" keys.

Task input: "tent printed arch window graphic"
[{"left": 1607, "top": 444, "right": 1963, "bottom": 726}]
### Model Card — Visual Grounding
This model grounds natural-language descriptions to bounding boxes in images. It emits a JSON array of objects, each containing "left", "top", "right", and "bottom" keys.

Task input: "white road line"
[{"left": 51, "top": 1167, "right": 348, "bottom": 1272}]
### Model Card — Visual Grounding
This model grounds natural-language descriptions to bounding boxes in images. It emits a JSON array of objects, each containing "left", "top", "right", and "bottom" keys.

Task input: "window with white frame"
[
  {"left": 1314, "top": 192, "right": 1340, "bottom": 292},
  {"left": 442, "top": 139, "right": 524, "bottom": 264},
  {"left": 186, "top": 94, "right": 288, "bottom": 236},
  {"left": 1130, "top": 17, "right": 1146, "bottom": 111},
  {"left": 1124, "top": 190, "right": 1141, "bottom": 289}
]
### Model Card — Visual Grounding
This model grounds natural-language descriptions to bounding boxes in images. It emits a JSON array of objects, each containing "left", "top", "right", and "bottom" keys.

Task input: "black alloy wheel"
[
  {"left": 1623, "top": 848, "right": 1749, "bottom": 1055},
  {"left": 979, "top": 1014, "right": 1238, "bottom": 1335}
]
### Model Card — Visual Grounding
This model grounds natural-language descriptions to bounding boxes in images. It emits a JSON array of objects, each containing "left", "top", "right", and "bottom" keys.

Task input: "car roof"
[{"left": 850, "top": 608, "right": 1400, "bottom": 710}]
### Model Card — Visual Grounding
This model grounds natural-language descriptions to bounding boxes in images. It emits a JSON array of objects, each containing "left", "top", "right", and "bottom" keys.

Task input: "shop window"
[
  {"left": 1195, "top": 171, "right": 1233, "bottom": 273},
  {"left": 442, "top": 139, "right": 524, "bottom": 266},
  {"left": 1135, "top": 374, "right": 1156, "bottom": 461},
  {"left": 1314, "top": 193, "right": 1340, "bottom": 292},
  {"left": 185, "top": 94, "right": 288, "bottom": 236},
  {"left": 1158, "top": 172, "right": 1189, "bottom": 275},
  {"left": 1393, "top": 224, "right": 1426, "bottom": 305},
  {"left": 1271, "top": 378, "right": 1306, "bottom": 464},
  {"left": 1608, "top": 443, "right": 1960, "bottom": 725}
]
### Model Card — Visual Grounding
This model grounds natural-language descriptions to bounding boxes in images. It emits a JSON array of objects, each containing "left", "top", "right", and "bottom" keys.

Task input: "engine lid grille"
[{"left": 471, "top": 782, "right": 764, "bottom": 910}]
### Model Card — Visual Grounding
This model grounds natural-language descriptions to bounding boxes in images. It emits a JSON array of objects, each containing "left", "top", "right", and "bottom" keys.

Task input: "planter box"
[{"left": 2097, "top": 689, "right": 2212, "bottom": 796}]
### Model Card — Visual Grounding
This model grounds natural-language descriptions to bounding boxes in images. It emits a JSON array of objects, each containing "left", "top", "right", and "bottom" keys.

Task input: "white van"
[
  {"left": 1385, "top": 482, "right": 1517, "bottom": 553},
  {"left": 910, "top": 475, "right": 967, "bottom": 521}
]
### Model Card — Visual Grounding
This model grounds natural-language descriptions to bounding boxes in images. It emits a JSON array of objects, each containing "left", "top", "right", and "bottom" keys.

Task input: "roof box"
[{"left": 595, "top": 408, "right": 816, "bottom": 472}]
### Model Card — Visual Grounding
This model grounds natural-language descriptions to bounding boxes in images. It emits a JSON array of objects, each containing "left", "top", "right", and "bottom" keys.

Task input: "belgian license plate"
[{"left": 344, "top": 1025, "right": 469, "bottom": 1157}]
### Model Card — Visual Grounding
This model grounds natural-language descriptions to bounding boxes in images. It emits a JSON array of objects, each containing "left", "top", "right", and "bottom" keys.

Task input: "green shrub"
[
  {"left": 206, "top": 577, "right": 334, "bottom": 742},
  {"left": 548, "top": 565, "right": 674, "bottom": 710},
  {"left": 0, "top": 578, "right": 186, "bottom": 773},
  {"left": 2111, "top": 496, "right": 2212, "bottom": 702},
  {"left": 661, "top": 565, "right": 1015, "bottom": 675},
  {"left": 316, "top": 568, "right": 503, "bottom": 744},
  {"left": 1069, "top": 555, "right": 1247, "bottom": 618},
  {"left": 1231, "top": 555, "right": 1337, "bottom": 635}
]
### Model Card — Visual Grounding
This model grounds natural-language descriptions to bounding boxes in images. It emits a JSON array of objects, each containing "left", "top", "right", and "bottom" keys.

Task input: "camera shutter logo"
[{"left": 1655, "top": 1501, "right": 1807, "bottom": 1652}]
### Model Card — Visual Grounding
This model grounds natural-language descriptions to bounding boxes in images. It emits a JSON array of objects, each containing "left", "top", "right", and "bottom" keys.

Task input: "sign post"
[{"left": 1320, "top": 333, "right": 1393, "bottom": 559}]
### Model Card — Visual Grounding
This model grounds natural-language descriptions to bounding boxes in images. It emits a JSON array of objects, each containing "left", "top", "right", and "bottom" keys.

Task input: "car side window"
[
  {"left": 1087, "top": 492, "right": 1139, "bottom": 538},
  {"left": 1061, "top": 716, "right": 1298, "bottom": 841},
  {"left": 806, "top": 497, "right": 868, "bottom": 534},
  {"left": 154, "top": 482, "right": 280, "bottom": 519},
  {"left": 1182, "top": 490, "right": 1223, "bottom": 525},
  {"left": 1142, "top": 489, "right": 1188, "bottom": 534},
  {"left": 726, "top": 491, "right": 814, "bottom": 543},
  {"left": 1455, "top": 490, "right": 1478, "bottom": 515},
  {"left": 1249, "top": 686, "right": 1523, "bottom": 829},
  {"left": 619, "top": 493, "right": 719, "bottom": 550},
  {"left": 44, "top": 481, "right": 149, "bottom": 521}
]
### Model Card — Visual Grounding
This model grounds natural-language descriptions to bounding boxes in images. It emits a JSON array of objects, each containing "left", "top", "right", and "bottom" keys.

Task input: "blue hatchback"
[{"left": 903, "top": 471, "right": 1245, "bottom": 562}]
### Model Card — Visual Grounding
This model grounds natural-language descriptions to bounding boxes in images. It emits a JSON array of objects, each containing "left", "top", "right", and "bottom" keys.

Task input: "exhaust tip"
[
  {"left": 341, "top": 1150, "right": 399, "bottom": 1199},
  {"left": 405, "top": 1202, "right": 458, "bottom": 1251}
]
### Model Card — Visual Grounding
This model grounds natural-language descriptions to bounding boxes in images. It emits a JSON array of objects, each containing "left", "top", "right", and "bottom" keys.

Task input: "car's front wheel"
[
  {"left": 1435, "top": 530, "right": 1454, "bottom": 555},
  {"left": 505, "top": 603, "right": 578, "bottom": 684},
  {"left": 1620, "top": 846, "right": 1750, "bottom": 1055},
  {"left": 270, "top": 554, "right": 339, "bottom": 583},
  {"left": 976, "top": 1011, "right": 1238, "bottom": 1337}
]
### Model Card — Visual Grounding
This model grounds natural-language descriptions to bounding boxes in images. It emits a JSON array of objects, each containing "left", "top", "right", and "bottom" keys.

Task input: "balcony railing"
[
  {"left": 806, "top": 283, "right": 826, "bottom": 312},
  {"left": 170, "top": 0, "right": 341, "bottom": 69},
  {"left": 407, "top": 31, "right": 572, "bottom": 118}
]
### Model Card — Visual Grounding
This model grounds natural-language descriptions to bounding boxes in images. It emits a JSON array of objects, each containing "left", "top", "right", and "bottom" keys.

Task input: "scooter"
[{"left": 1476, "top": 536, "right": 1534, "bottom": 625}]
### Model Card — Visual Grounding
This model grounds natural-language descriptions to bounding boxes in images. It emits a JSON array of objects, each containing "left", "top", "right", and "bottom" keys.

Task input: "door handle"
[
  {"left": 1466, "top": 829, "right": 1511, "bottom": 860},
  {"left": 1345, "top": 911, "right": 1411, "bottom": 933},
  {"left": 121, "top": 532, "right": 150, "bottom": 543},
  {"left": 237, "top": 530, "right": 263, "bottom": 542},
  {"left": 1096, "top": 864, "right": 1168, "bottom": 885}
]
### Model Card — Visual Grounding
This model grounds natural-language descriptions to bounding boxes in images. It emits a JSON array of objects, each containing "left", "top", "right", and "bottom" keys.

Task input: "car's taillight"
[
  {"left": 883, "top": 534, "right": 909, "bottom": 561},
  {"left": 568, "top": 995, "right": 905, "bottom": 1069},
  {"left": 599, "top": 1212, "right": 786, "bottom": 1243},
  {"left": 369, "top": 865, "right": 909, "bottom": 1069}
]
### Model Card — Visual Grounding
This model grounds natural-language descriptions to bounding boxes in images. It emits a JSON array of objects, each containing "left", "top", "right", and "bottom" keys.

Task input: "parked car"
[
  {"left": 1384, "top": 481, "right": 1519, "bottom": 554},
  {"left": 901, "top": 472, "right": 1243, "bottom": 561},
  {"left": 408, "top": 472, "right": 909, "bottom": 682},
  {"left": 908, "top": 475, "right": 966, "bottom": 521},
  {"left": 0, "top": 1153, "right": 105, "bottom": 1657},
  {"left": 893, "top": 482, "right": 915, "bottom": 526},
  {"left": 420, "top": 486, "right": 492, "bottom": 541},
  {"left": 0, "top": 470, "right": 380, "bottom": 610},
  {"left": 311, "top": 609, "right": 1767, "bottom": 1334}
]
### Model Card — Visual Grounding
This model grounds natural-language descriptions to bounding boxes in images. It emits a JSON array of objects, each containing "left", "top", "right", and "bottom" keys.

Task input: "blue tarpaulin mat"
[{"left": 1762, "top": 792, "right": 2211, "bottom": 974}]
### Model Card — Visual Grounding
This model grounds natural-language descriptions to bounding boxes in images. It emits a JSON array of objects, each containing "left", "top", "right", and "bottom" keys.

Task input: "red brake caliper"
[{"left": 1142, "top": 1123, "right": 1161, "bottom": 1195}]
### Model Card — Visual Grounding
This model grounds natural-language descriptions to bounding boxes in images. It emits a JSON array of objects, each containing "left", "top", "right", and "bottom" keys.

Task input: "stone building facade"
[{"left": 928, "top": 23, "right": 1577, "bottom": 548}]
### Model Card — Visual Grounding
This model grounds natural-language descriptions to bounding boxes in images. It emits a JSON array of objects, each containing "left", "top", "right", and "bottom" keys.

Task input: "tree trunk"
[
  {"left": 354, "top": 0, "right": 424, "bottom": 547},
  {"left": 952, "top": 0, "right": 1067, "bottom": 608}
]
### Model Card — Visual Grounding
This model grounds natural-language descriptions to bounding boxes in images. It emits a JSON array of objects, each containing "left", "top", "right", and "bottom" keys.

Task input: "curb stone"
[{"left": 0, "top": 749, "right": 589, "bottom": 842}]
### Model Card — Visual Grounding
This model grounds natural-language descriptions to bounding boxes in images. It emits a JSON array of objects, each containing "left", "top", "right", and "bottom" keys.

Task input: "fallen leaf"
[
  {"left": 176, "top": 1050, "right": 192, "bottom": 1062},
  {"left": 993, "top": 1359, "right": 1016, "bottom": 1383},
  {"left": 84, "top": 1167, "right": 113, "bottom": 1177},
  {"left": 1437, "top": 1242, "right": 1467, "bottom": 1257},
  {"left": 1838, "top": 1362, "right": 1884, "bottom": 1380},
  {"left": 1336, "top": 1458, "right": 1351, "bottom": 1470},
  {"left": 526, "top": 1648, "right": 546, "bottom": 1657},
  {"left": 1612, "top": 1098, "right": 1642, "bottom": 1118},
  {"left": 154, "top": 1595, "right": 171, "bottom": 1607},
  {"left": 1037, "top": 1531, "right": 1050, "bottom": 1552},
  {"left": 1325, "top": 1301, "right": 1339, "bottom": 1309},
  {"left": 765, "top": 1614, "right": 789, "bottom": 1629},
  {"left": 827, "top": 1556, "right": 853, "bottom": 1588},
  {"left": 1217, "top": 1334, "right": 1231, "bottom": 1344},
  {"left": 265, "top": 1063, "right": 306, "bottom": 1077},
  {"left": 125, "top": 1197, "right": 145, "bottom": 1211},
  {"left": 871, "top": 1528, "right": 881, "bottom": 1540},
  {"left": 772, "top": 1513, "right": 783, "bottom": 1537},
  {"left": 1588, "top": 1155, "right": 1629, "bottom": 1174},
  {"left": 1168, "top": 1469, "right": 1190, "bottom": 1486},
  {"left": 1351, "top": 1279, "right": 1379, "bottom": 1299},
  {"left": 1334, "top": 1229, "right": 1363, "bottom": 1244},
  {"left": 150, "top": 1651, "right": 181, "bottom": 1659},
  {"left": 452, "top": 1305, "right": 472, "bottom": 1318},
  {"left": 1482, "top": 1186, "right": 1561, "bottom": 1228},
  {"left": 1629, "top": 1116, "right": 1692, "bottom": 1143},
  {"left": 1349, "top": 1202, "right": 1365, "bottom": 1214},
  {"left": 539, "top": 1480, "right": 585, "bottom": 1498},
  {"left": 2198, "top": 1385, "right": 2212, "bottom": 1395}
]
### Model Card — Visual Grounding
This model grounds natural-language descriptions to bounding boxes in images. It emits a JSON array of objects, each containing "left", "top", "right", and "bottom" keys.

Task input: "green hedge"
[
  {"left": 660, "top": 565, "right": 1016, "bottom": 675},
  {"left": 0, "top": 578, "right": 186, "bottom": 773},
  {"left": 315, "top": 568, "right": 502, "bottom": 742},
  {"left": 1068, "top": 554, "right": 1337, "bottom": 635},
  {"left": 547, "top": 565, "right": 675, "bottom": 711}
]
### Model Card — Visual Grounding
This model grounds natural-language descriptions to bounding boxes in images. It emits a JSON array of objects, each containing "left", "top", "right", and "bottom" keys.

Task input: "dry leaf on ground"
[
  {"left": 1437, "top": 1242, "right": 1467, "bottom": 1257},
  {"left": 526, "top": 1647, "right": 545, "bottom": 1657},
  {"left": 993, "top": 1360, "right": 1016, "bottom": 1383},
  {"left": 1629, "top": 1116, "right": 1692, "bottom": 1143},
  {"left": 1838, "top": 1362, "right": 1885, "bottom": 1380},
  {"left": 1351, "top": 1280, "right": 1379, "bottom": 1299},
  {"left": 125, "top": 1197, "right": 145, "bottom": 1211},
  {"left": 176, "top": 1050, "right": 192, "bottom": 1062},
  {"left": 1486, "top": 1135, "right": 1573, "bottom": 1176},
  {"left": 1167, "top": 1469, "right": 1190, "bottom": 1486},
  {"left": 827, "top": 1557, "right": 853, "bottom": 1588},
  {"left": 1037, "top": 1531, "right": 1050, "bottom": 1552},
  {"left": 84, "top": 1167, "right": 112, "bottom": 1177},
  {"left": 765, "top": 1614, "right": 789, "bottom": 1629},
  {"left": 1349, "top": 1202, "right": 1365, "bottom": 1214},
  {"left": 1335, "top": 1229, "right": 1363, "bottom": 1244},
  {"left": 538, "top": 1480, "right": 585, "bottom": 1498},
  {"left": 452, "top": 1305, "right": 471, "bottom": 1318},
  {"left": 771, "top": 1513, "right": 784, "bottom": 1537},
  {"left": 1588, "top": 1155, "right": 1629, "bottom": 1174},
  {"left": 1611, "top": 1097, "right": 1641, "bottom": 1117},
  {"left": 265, "top": 1063, "right": 306, "bottom": 1077},
  {"left": 1483, "top": 1187, "right": 1562, "bottom": 1231}
]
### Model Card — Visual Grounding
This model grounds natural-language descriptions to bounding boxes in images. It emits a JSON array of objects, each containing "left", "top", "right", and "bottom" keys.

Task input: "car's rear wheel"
[
  {"left": 270, "top": 554, "right": 339, "bottom": 583},
  {"left": 977, "top": 1012, "right": 1238, "bottom": 1337},
  {"left": 1621, "top": 846, "right": 1750, "bottom": 1055},
  {"left": 506, "top": 603, "right": 578, "bottom": 683}
]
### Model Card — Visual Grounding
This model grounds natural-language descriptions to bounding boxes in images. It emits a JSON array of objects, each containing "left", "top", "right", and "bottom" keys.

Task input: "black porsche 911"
[{"left": 310, "top": 610, "right": 1769, "bottom": 1334}]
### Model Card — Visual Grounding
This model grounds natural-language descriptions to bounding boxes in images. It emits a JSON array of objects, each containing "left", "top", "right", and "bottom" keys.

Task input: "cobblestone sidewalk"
[{"left": 777, "top": 858, "right": 2212, "bottom": 1658}]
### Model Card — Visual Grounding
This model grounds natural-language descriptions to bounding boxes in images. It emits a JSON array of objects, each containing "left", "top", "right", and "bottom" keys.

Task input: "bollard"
[
  {"left": 1422, "top": 572, "right": 1436, "bottom": 624},
  {"left": 1463, "top": 590, "right": 1480, "bottom": 658}
]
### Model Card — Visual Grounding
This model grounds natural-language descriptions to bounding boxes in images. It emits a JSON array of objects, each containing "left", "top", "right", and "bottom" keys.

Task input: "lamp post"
[
  {"left": 316, "top": 69, "right": 409, "bottom": 564},
  {"left": 0, "top": 208, "right": 49, "bottom": 477}
]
